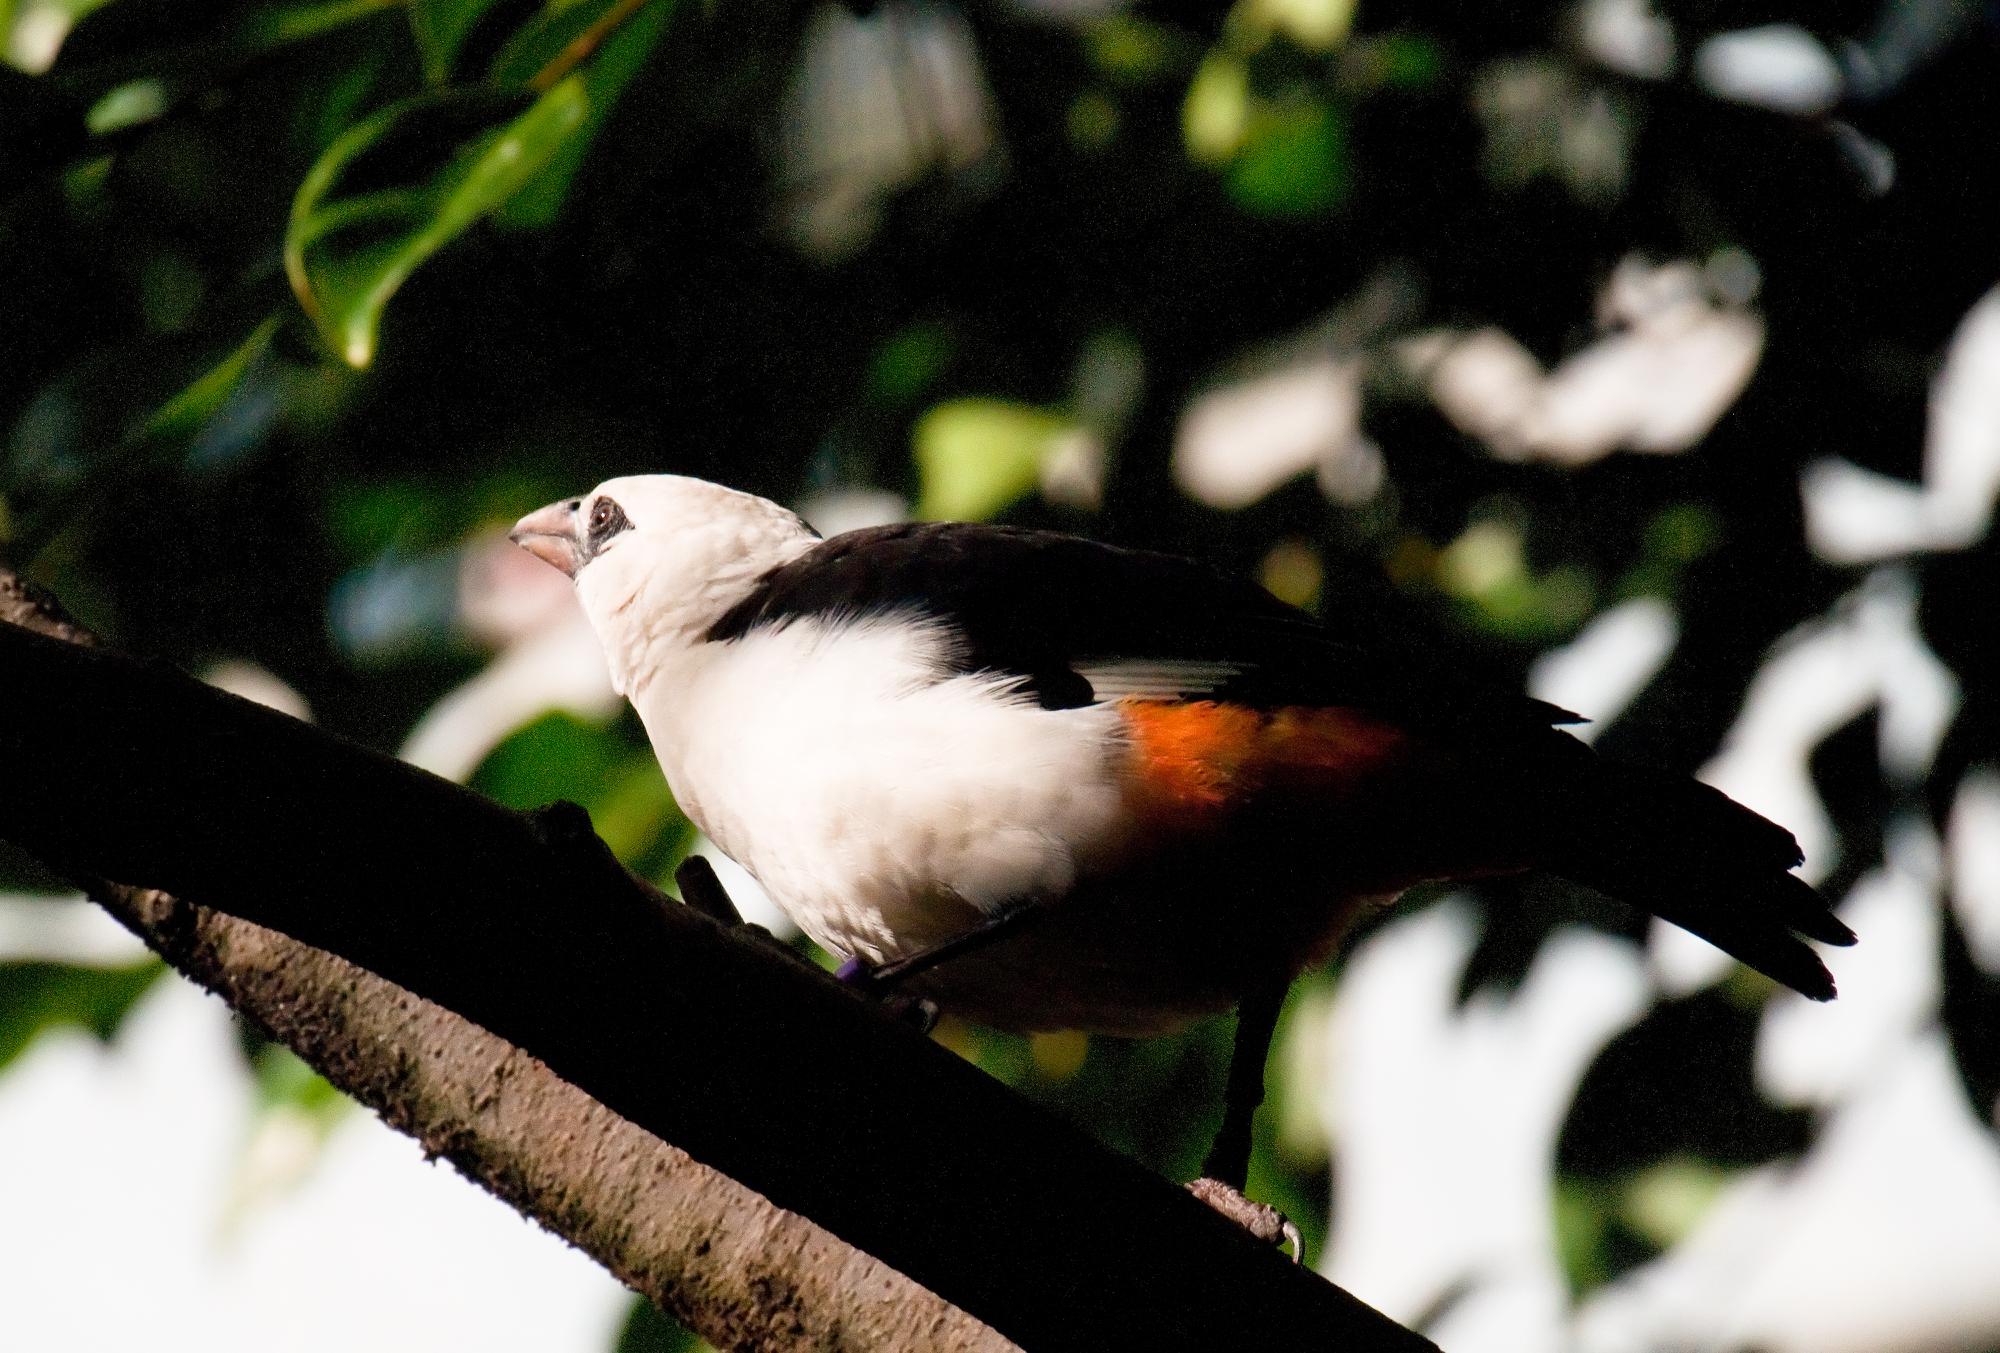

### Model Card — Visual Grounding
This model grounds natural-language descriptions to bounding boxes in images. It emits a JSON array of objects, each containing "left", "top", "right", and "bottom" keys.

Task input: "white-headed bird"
[{"left": 512, "top": 474, "right": 1853, "bottom": 1197}]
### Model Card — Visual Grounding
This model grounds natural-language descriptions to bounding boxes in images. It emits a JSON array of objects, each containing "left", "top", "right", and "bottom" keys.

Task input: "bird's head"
[{"left": 511, "top": 475, "right": 816, "bottom": 691}]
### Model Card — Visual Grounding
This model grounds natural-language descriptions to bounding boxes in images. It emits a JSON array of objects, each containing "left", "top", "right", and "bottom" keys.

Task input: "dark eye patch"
[{"left": 587, "top": 496, "right": 632, "bottom": 546}]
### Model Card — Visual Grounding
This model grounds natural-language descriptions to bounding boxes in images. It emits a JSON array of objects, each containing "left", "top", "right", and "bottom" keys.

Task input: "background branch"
[{"left": 0, "top": 573, "right": 1434, "bottom": 1352}]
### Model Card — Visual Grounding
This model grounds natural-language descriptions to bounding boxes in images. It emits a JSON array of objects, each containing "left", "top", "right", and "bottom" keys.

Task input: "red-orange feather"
[
  {"left": 1118, "top": 697, "right": 1535, "bottom": 891},
  {"left": 1120, "top": 700, "right": 1411, "bottom": 813}
]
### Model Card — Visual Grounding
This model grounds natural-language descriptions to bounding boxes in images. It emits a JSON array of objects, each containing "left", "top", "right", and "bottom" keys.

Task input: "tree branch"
[{"left": 0, "top": 572, "right": 1434, "bottom": 1352}]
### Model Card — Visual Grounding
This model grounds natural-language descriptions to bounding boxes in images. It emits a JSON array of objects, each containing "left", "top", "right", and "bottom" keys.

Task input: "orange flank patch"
[
  {"left": 1118, "top": 701, "right": 1265, "bottom": 812},
  {"left": 1118, "top": 699, "right": 1417, "bottom": 826}
]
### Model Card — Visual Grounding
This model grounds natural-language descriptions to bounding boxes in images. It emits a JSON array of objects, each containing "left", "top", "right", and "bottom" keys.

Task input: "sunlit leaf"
[
  {"left": 592, "top": 757, "right": 682, "bottom": 867},
  {"left": 471, "top": 711, "right": 624, "bottom": 810},
  {"left": 1619, "top": 1157, "right": 1730, "bottom": 1248},
  {"left": 1240, "top": 0, "right": 1356, "bottom": 52},
  {"left": 286, "top": 77, "right": 590, "bottom": 368},
  {"left": 1184, "top": 54, "right": 1249, "bottom": 164},
  {"left": 83, "top": 76, "right": 164, "bottom": 133},
  {"left": 914, "top": 398, "right": 1080, "bottom": 522}
]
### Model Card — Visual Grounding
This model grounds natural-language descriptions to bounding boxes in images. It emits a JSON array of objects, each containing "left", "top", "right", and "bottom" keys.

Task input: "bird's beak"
[{"left": 509, "top": 500, "right": 583, "bottom": 577}]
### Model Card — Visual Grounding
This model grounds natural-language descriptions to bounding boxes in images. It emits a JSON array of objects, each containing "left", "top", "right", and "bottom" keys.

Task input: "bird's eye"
[{"left": 586, "top": 496, "right": 631, "bottom": 546}]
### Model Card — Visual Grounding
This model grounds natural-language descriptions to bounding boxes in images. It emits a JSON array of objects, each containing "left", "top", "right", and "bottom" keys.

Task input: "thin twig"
[{"left": 530, "top": 0, "right": 656, "bottom": 92}]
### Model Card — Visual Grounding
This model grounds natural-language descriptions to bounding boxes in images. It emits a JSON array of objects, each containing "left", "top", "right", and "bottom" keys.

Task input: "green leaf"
[
  {"left": 407, "top": 0, "right": 514, "bottom": 82},
  {"left": 1372, "top": 32, "right": 1443, "bottom": 89},
  {"left": 1554, "top": 1175, "right": 1615, "bottom": 1296},
  {"left": 1085, "top": 16, "right": 1183, "bottom": 85},
  {"left": 286, "top": 78, "right": 591, "bottom": 368},
  {"left": 866, "top": 322, "right": 955, "bottom": 407},
  {"left": 140, "top": 314, "right": 280, "bottom": 444},
  {"left": 497, "top": 0, "right": 679, "bottom": 230},
  {"left": 914, "top": 398, "right": 1081, "bottom": 522},
  {"left": 84, "top": 76, "right": 166, "bottom": 134},
  {"left": 1619, "top": 1157, "right": 1730, "bottom": 1249},
  {"left": 1226, "top": 99, "right": 1349, "bottom": 217},
  {"left": 236, "top": 0, "right": 404, "bottom": 50},
  {"left": 0, "top": 959, "right": 165, "bottom": 1073},
  {"left": 614, "top": 1295, "right": 707, "bottom": 1353},
  {"left": 1183, "top": 54, "right": 1250, "bottom": 164},
  {"left": 253, "top": 1042, "right": 348, "bottom": 1118},
  {"left": 470, "top": 713, "right": 691, "bottom": 875}
]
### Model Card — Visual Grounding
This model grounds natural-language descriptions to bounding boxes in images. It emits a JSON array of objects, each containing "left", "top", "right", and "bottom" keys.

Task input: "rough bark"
[
  {"left": 0, "top": 571, "right": 1436, "bottom": 1352},
  {"left": 104, "top": 883, "right": 1007, "bottom": 1349}
]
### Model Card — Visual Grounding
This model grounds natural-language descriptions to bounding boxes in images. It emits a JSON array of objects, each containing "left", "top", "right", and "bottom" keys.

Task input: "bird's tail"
[{"left": 1547, "top": 759, "right": 1855, "bottom": 999}]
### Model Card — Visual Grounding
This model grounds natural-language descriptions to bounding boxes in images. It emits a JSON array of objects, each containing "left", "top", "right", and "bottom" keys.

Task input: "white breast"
[{"left": 628, "top": 615, "right": 1132, "bottom": 963}]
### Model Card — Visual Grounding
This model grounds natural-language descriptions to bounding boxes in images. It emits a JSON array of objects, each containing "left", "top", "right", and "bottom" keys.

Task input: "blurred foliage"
[
  {"left": 0, "top": 958, "right": 162, "bottom": 1070},
  {"left": 5, "top": 0, "right": 2000, "bottom": 1345},
  {"left": 472, "top": 710, "right": 696, "bottom": 874},
  {"left": 615, "top": 1292, "right": 709, "bottom": 1353}
]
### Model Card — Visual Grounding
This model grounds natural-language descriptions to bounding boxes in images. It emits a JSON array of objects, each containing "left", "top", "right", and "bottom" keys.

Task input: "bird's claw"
[
  {"left": 1186, "top": 1177, "right": 1302, "bottom": 1262},
  {"left": 879, "top": 992, "right": 940, "bottom": 1035},
  {"left": 832, "top": 958, "right": 938, "bottom": 1032}
]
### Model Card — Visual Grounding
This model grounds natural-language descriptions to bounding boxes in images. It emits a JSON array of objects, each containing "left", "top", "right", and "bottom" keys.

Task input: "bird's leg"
[
  {"left": 833, "top": 902, "right": 1056, "bottom": 1036},
  {"left": 1187, "top": 979, "right": 1301, "bottom": 1259},
  {"left": 1200, "top": 978, "right": 1285, "bottom": 1188},
  {"left": 830, "top": 954, "right": 942, "bottom": 1034},
  {"left": 844, "top": 899, "right": 1054, "bottom": 989}
]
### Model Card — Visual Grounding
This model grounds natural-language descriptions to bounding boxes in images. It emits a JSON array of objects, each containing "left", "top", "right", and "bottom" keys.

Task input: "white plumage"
[
  {"left": 630, "top": 611, "right": 1132, "bottom": 964},
  {"left": 515, "top": 475, "right": 1158, "bottom": 1017}
]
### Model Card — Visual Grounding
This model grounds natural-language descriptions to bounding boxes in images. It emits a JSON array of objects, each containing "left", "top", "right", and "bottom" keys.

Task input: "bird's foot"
[
  {"left": 1186, "top": 1177, "right": 1302, "bottom": 1262},
  {"left": 880, "top": 992, "right": 941, "bottom": 1035},
  {"left": 834, "top": 958, "right": 940, "bottom": 1033}
]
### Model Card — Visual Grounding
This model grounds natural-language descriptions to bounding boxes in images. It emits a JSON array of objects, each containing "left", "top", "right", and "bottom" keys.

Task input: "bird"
[{"left": 511, "top": 474, "right": 1854, "bottom": 1202}]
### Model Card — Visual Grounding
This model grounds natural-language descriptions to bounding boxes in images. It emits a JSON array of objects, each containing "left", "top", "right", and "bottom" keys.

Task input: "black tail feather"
[
  {"left": 1765, "top": 871, "right": 1858, "bottom": 948},
  {"left": 1550, "top": 760, "right": 1851, "bottom": 1001}
]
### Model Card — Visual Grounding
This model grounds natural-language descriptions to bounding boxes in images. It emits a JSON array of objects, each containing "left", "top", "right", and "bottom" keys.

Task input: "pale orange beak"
[{"left": 509, "top": 499, "right": 584, "bottom": 577}]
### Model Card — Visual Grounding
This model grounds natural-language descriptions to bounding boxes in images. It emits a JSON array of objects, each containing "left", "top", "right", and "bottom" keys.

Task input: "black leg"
[
  {"left": 848, "top": 900, "right": 1052, "bottom": 990},
  {"left": 1200, "top": 979, "right": 1287, "bottom": 1191},
  {"left": 828, "top": 903, "right": 1055, "bottom": 1037}
]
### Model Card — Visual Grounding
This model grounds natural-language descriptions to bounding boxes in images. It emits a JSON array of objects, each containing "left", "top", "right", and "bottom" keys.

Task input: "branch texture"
[{"left": 0, "top": 573, "right": 1435, "bottom": 1352}]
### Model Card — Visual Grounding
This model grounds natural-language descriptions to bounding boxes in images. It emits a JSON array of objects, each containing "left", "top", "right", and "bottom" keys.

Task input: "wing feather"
[{"left": 706, "top": 521, "right": 1576, "bottom": 743}]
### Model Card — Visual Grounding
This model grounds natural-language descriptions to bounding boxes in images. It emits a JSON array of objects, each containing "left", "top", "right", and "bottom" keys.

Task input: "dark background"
[{"left": 4, "top": 1, "right": 1998, "bottom": 1348}]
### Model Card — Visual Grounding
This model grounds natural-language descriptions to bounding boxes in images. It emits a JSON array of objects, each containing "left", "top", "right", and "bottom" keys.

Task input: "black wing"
[
  {"left": 705, "top": 522, "right": 1579, "bottom": 742},
  {"left": 709, "top": 522, "right": 1852, "bottom": 999}
]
